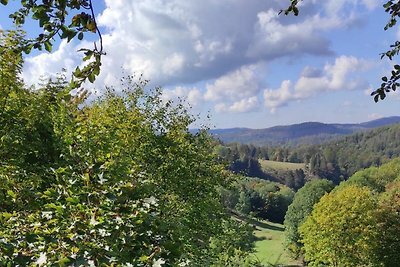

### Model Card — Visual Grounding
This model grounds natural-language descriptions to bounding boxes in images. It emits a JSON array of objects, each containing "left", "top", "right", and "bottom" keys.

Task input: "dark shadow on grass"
[
  {"left": 230, "top": 210, "right": 285, "bottom": 231},
  {"left": 250, "top": 218, "right": 285, "bottom": 232}
]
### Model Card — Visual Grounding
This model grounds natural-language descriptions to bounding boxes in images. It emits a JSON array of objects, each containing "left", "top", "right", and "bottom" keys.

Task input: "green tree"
[
  {"left": 338, "top": 157, "right": 400, "bottom": 192},
  {"left": 299, "top": 185, "right": 380, "bottom": 266},
  {"left": 283, "top": 179, "right": 334, "bottom": 257},
  {"left": 0, "top": 72, "right": 255, "bottom": 265},
  {"left": 374, "top": 180, "right": 400, "bottom": 266}
]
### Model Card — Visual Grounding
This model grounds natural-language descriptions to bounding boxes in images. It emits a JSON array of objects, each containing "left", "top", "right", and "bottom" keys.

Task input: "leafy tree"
[
  {"left": 299, "top": 185, "right": 380, "bottom": 266},
  {"left": 338, "top": 157, "right": 400, "bottom": 192},
  {"left": 374, "top": 180, "right": 400, "bottom": 266},
  {"left": 0, "top": 64, "right": 255, "bottom": 265},
  {"left": 282, "top": 0, "right": 400, "bottom": 102},
  {"left": 283, "top": 179, "right": 334, "bottom": 257},
  {"left": 0, "top": 0, "right": 104, "bottom": 88}
]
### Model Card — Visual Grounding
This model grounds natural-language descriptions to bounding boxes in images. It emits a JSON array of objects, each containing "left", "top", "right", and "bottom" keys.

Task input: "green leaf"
[
  {"left": 0, "top": 0, "right": 8, "bottom": 5},
  {"left": 88, "top": 72, "right": 95, "bottom": 83},
  {"left": 44, "top": 41, "right": 52, "bottom": 52},
  {"left": 7, "top": 190, "right": 16, "bottom": 199},
  {"left": 78, "top": 32, "right": 84, "bottom": 40},
  {"left": 66, "top": 196, "right": 80, "bottom": 204}
]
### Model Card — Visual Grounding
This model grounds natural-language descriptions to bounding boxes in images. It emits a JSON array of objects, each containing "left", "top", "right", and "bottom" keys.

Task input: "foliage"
[
  {"left": 221, "top": 177, "right": 295, "bottom": 223},
  {"left": 299, "top": 185, "right": 380, "bottom": 266},
  {"left": 298, "top": 159, "right": 400, "bottom": 266},
  {"left": 283, "top": 179, "right": 334, "bottom": 258},
  {"left": 215, "top": 143, "right": 307, "bottom": 189},
  {"left": 0, "top": 36, "right": 256, "bottom": 265},
  {"left": 292, "top": 124, "right": 400, "bottom": 183},
  {"left": 1, "top": 0, "right": 103, "bottom": 88},
  {"left": 338, "top": 157, "right": 400, "bottom": 193},
  {"left": 374, "top": 180, "right": 400, "bottom": 266}
]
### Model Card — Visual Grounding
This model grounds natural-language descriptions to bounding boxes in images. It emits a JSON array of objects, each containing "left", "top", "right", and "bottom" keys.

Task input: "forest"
[{"left": 1, "top": 1, "right": 400, "bottom": 266}]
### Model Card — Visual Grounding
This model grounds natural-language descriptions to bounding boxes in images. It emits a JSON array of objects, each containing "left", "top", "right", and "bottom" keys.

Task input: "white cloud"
[
  {"left": 264, "top": 56, "right": 373, "bottom": 112},
  {"left": 215, "top": 96, "right": 259, "bottom": 113},
  {"left": 204, "top": 65, "right": 259, "bottom": 101},
  {"left": 22, "top": 0, "right": 373, "bottom": 89},
  {"left": 161, "top": 86, "right": 203, "bottom": 107},
  {"left": 264, "top": 80, "right": 294, "bottom": 112},
  {"left": 22, "top": 40, "right": 81, "bottom": 86},
  {"left": 162, "top": 53, "right": 185, "bottom": 76},
  {"left": 19, "top": 0, "right": 382, "bottom": 121},
  {"left": 204, "top": 65, "right": 263, "bottom": 113},
  {"left": 295, "top": 56, "right": 372, "bottom": 96}
]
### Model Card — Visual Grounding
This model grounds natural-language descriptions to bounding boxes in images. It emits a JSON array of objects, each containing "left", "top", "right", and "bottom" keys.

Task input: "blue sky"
[{"left": 1, "top": 0, "right": 400, "bottom": 129}]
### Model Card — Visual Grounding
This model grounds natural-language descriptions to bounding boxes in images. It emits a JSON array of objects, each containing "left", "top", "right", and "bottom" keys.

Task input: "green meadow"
[{"left": 251, "top": 219, "right": 302, "bottom": 266}]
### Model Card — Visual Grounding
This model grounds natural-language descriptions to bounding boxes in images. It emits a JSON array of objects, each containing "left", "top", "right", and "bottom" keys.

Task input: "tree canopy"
[
  {"left": 299, "top": 159, "right": 400, "bottom": 266},
  {"left": 299, "top": 185, "right": 380, "bottom": 266},
  {"left": 283, "top": 179, "right": 334, "bottom": 258},
  {"left": 0, "top": 31, "right": 257, "bottom": 266}
]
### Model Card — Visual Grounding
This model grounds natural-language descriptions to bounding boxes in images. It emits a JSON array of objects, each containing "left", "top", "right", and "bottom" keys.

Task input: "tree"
[
  {"left": 337, "top": 157, "right": 400, "bottom": 193},
  {"left": 374, "top": 180, "right": 400, "bottom": 266},
  {"left": 299, "top": 185, "right": 380, "bottom": 266},
  {"left": 0, "top": 66, "right": 256, "bottom": 265},
  {"left": 283, "top": 179, "right": 334, "bottom": 257},
  {"left": 282, "top": 0, "right": 400, "bottom": 102},
  {"left": 0, "top": 0, "right": 103, "bottom": 88}
]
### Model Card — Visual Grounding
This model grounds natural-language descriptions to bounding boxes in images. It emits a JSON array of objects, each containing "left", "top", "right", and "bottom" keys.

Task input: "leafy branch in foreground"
[{"left": 1, "top": 0, "right": 104, "bottom": 89}]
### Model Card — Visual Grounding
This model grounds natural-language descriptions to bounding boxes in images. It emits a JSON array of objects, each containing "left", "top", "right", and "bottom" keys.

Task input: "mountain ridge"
[{"left": 209, "top": 116, "right": 400, "bottom": 145}]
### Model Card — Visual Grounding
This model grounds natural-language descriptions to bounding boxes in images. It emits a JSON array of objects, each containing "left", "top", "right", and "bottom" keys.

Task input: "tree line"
[{"left": 216, "top": 123, "right": 400, "bottom": 187}]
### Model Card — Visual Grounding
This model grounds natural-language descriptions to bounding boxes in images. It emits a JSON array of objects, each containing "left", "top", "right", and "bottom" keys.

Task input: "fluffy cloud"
[
  {"left": 264, "top": 56, "right": 372, "bottom": 112},
  {"left": 18, "top": 0, "right": 381, "bottom": 118},
  {"left": 22, "top": 40, "right": 82, "bottom": 86},
  {"left": 215, "top": 97, "right": 259, "bottom": 113},
  {"left": 204, "top": 65, "right": 259, "bottom": 101},
  {"left": 22, "top": 0, "right": 376, "bottom": 88},
  {"left": 161, "top": 86, "right": 203, "bottom": 107},
  {"left": 204, "top": 65, "right": 262, "bottom": 113}
]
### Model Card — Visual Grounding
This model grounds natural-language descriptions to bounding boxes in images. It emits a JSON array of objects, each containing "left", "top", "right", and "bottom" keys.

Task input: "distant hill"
[{"left": 209, "top": 116, "right": 400, "bottom": 145}]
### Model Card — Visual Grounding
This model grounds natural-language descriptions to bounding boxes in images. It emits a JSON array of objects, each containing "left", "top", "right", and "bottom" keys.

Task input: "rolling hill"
[{"left": 209, "top": 116, "right": 400, "bottom": 145}]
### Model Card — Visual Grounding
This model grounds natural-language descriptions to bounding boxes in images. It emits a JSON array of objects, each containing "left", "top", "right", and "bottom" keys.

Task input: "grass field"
[
  {"left": 251, "top": 219, "right": 302, "bottom": 266},
  {"left": 259, "top": 160, "right": 305, "bottom": 172}
]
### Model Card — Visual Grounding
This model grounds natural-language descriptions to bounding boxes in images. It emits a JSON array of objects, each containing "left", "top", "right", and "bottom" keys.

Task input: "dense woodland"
[{"left": 215, "top": 123, "right": 400, "bottom": 188}]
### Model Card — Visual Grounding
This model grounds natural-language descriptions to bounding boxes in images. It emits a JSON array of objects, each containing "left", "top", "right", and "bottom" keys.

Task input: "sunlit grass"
[
  {"left": 252, "top": 219, "right": 302, "bottom": 266},
  {"left": 259, "top": 160, "right": 305, "bottom": 172}
]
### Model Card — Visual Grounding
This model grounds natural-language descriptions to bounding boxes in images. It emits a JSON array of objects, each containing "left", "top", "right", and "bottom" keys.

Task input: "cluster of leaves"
[
  {"left": 0, "top": 31, "right": 257, "bottom": 266},
  {"left": 299, "top": 158, "right": 400, "bottom": 266},
  {"left": 1, "top": 0, "right": 103, "bottom": 88}
]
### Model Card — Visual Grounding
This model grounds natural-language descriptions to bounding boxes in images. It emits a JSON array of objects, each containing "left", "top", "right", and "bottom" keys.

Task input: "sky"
[{"left": 1, "top": 0, "right": 400, "bottom": 129}]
